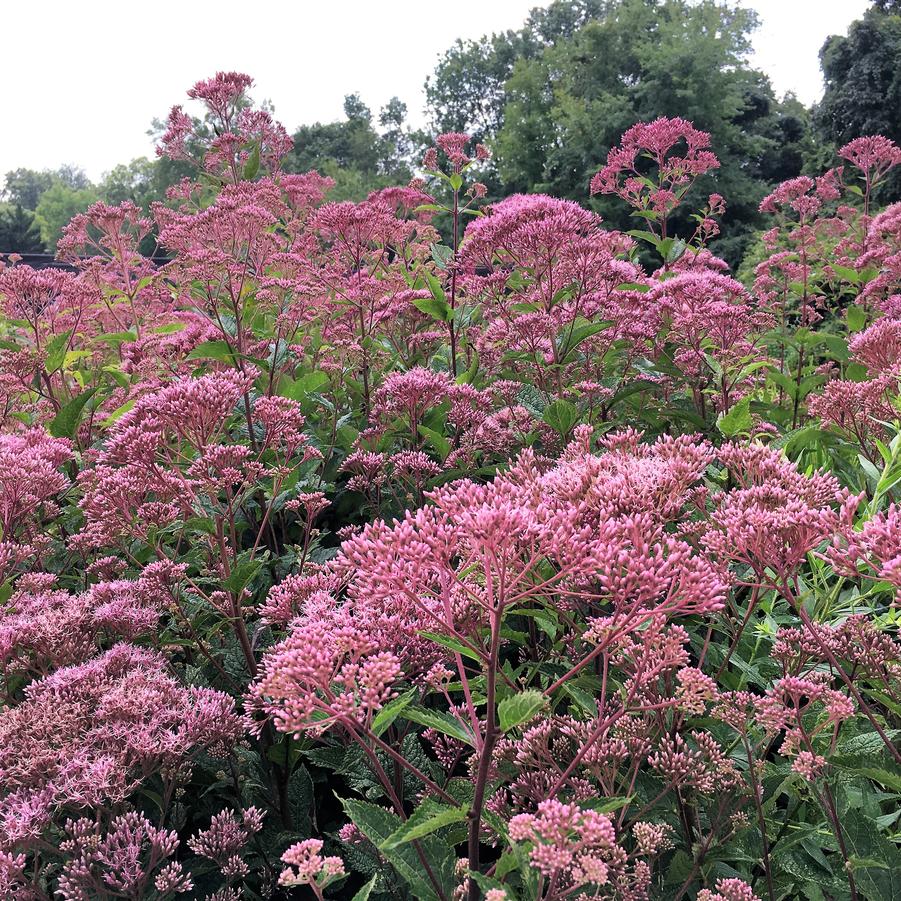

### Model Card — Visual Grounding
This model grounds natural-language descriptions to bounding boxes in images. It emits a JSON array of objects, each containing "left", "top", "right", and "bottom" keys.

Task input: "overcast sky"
[{"left": 0, "top": 0, "right": 871, "bottom": 183}]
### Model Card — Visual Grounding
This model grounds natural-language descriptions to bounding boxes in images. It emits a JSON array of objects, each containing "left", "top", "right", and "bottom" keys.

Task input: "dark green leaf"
[
  {"left": 44, "top": 330, "right": 72, "bottom": 373},
  {"left": 380, "top": 799, "right": 469, "bottom": 849},
  {"left": 717, "top": 396, "right": 753, "bottom": 437},
  {"left": 402, "top": 706, "right": 476, "bottom": 746},
  {"left": 543, "top": 399, "right": 579, "bottom": 436},
  {"left": 49, "top": 387, "right": 98, "bottom": 438},
  {"left": 243, "top": 143, "right": 261, "bottom": 180}
]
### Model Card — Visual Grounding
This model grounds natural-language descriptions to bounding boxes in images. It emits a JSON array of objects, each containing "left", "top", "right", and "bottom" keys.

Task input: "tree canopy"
[
  {"left": 816, "top": 1, "right": 901, "bottom": 194},
  {"left": 284, "top": 93, "right": 415, "bottom": 200},
  {"left": 0, "top": 0, "right": 895, "bottom": 262},
  {"left": 426, "top": 0, "right": 817, "bottom": 264}
]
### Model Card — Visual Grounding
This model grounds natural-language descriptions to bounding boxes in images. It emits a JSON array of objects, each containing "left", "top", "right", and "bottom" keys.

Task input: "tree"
[
  {"left": 0, "top": 203, "right": 45, "bottom": 253},
  {"left": 425, "top": 1, "right": 610, "bottom": 141},
  {"left": 285, "top": 93, "right": 413, "bottom": 200},
  {"left": 1, "top": 169, "right": 55, "bottom": 210},
  {"left": 816, "top": 3, "right": 901, "bottom": 199},
  {"left": 2, "top": 165, "right": 95, "bottom": 214},
  {"left": 428, "top": 0, "right": 815, "bottom": 265},
  {"left": 34, "top": 182, "right": 99, "bottom": 251},
  {"left": 55, "top": 165, "right": 91, "bottom": 191},
  {"left": 378, "top": 97, "right": 413, "bottom": 172},
  {"left": 425, "top": 31, "right": 532, "bottom": 140},
  {"left": 99, "top": 157, "right": 177, "bottom": 210}
]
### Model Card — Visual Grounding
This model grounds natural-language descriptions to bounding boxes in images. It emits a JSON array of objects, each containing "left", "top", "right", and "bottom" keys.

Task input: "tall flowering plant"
[{"left": 1, "top": 73, "right": 901, "bottom": 901}]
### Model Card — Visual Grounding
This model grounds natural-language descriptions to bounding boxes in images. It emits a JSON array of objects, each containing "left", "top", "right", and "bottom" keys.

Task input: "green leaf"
[
  {"left": 186, "top": 340, "right": 237, "bottom": 363},
  {"left": 846, "top": 362, "right": 870, "bottom": 382},
  {"left": 816, "top": 333, "right": 851, "bottom": 361},
  {"left": 717, "top": 396, "right": 753, "bottom": 438},
  {"left": 152, "top": 321, "right": 186, "bottom": 335},
  {"left": 517, "top": 383, "right": 547, "bottom": 416},
  {"left": 840, "top": 810, "right": 901, "bottom": 899},
  {"left": 380, "top": 799, "right": 469, "bottom": 850},
  {"left": 279, "top": 371, "right": 330, "bottom": 400},
  {"left": 498, "top": 689, "right": 546, "bottom": 732},
  {"left": 543, "top": 399, "right": 579, "bottom": 436},
  {"left": 847, "top": 305, "right": 867, "bottom": 332},
  {"left": 350, "top": 876, "right": 377, "bottom": 901},
  {"left": 101, "top": 399, "right": 135, "bottom": 426},
  {"left": 449, "top": 173, "right": 463, "bottom": 191},
  {"left": 412, "top": 296, "right": 452, "bottom": 323},
  {"left": 44, "top": 330, "right": 72, "bottom": 373},
  {"left": 223, "top": 560, "right": 263, "bottom": 594},
  {"left": 402, "top": 706, "right": 476, "bottom": 746},
  {"left": 559, "top": 320, "right": 612, "bottom": 358},
  {"left": 582, "top": 795, "right": 634, "bottom": 814},
  {"left": 430, "top": 243, "right": 454, "bottom": 270},
  {"left": 96, "top": 330, "right": 139, "bottom": 347},
  {"left": 243, "top": 143, "right": 261, "bottom": 180},
  {"left": 831, "top": 264, "right": 860, "bottom": 284},
  {"left": 419, "top": 630, "right": 482, "bottom": 663},
  {"left": 418, "top": 426, "right": 451, "bottom": 460},
  {"left": 49, "top": 387, "right": 98, "bottom": 438},
  {"left": 626, "top": 229, "right": 660, "bottom": 249},
  {"left": 457, "top": 349, "right": 479, "bottom": 385},
  {"left": 371, "top": 690, "right": 415, "bottom": 737},
  {"left": 341, "top": 799, "right": 453, "bottom": 901},
  {"left": 663, "top": 237, "right": 688, "bottom": 265},
  {"left": 563, "top": 683, "right": 598, "bottom": 716}
]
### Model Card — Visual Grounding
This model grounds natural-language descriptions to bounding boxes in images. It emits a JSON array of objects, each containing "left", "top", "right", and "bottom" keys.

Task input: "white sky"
[{"left": 0, "top": 0, "right": 872, "bottom": 183}]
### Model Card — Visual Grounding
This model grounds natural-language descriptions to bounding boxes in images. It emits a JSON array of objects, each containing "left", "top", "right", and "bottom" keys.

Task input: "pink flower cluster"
[
  {"left": 0, "top": 644, "right": 240, "bottom": 847},
  {"left": 590, "top": 117, "right": 719, "bottom": 223}
]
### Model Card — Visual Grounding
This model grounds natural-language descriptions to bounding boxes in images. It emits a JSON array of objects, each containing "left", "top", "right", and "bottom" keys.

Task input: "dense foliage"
[{"left": 2, "top": 71, "right": 901, "bottom": 901}]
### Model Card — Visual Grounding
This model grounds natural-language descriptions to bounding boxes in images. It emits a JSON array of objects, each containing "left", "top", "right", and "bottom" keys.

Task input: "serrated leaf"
[
  {"left": 717, "top": 396, "right": 753, "bottom": 437},
  {"left": 517, "top": 383, "right": 547, "bottom": 416},
  {"left": 44, "top": 330, "right": 72, "bottom": 372},
  {"left": 402, "top": 706, "right": 476, "bottom": 746},
  {"left": 841, "top": 810, "right": 901, "bottom": 899},
  {"left": 340, "top": 798, "right": 453, "bottom": 901},
  {"left": 380, "top": 799, "right": 469, "bottom": 850},
  {"left": 498, "top": 689, "right": 546, "bottom": 732},
  {"left": 543, "top": 399, "right": 579, "bottom": 436},
  {"left": 412, "top": 296, "right": 452, "bottom": 323},
  {"left": 371, "top": 690, "right": 415, "bottom": 737},
  {"left": 49, "top": 387, "right": 98, "bottom": 438}
]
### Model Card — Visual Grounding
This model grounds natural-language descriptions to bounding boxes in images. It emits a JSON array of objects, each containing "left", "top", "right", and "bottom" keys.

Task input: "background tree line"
[{"left": 2, "top": 0, "right": 899, "bottom": 266}]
